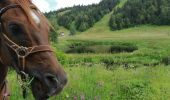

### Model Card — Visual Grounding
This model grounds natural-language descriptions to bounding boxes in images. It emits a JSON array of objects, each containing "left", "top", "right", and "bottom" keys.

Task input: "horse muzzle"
[
  {"left": 44, "top": 73, "right": 67, "bottom": 96},
  {"left": 31, "top": 71, "right": 67, "bottom": 100}
]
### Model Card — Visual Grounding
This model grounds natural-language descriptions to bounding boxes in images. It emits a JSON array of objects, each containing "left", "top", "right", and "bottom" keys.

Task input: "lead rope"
[
  {"left": 2, "top": 80, "right": 10, "bottom": 100},
  {"left": 0, "top": 55, "right": 10, "bottom": 100},
  {"left": 17, "top": 74, "right": 34, "bottom": 99},
  {"left": 4, "top": 35, "right": 31, "bottom": 99},
  {"left": 17, "top": 49, "right": 33, "bottom": 99}
]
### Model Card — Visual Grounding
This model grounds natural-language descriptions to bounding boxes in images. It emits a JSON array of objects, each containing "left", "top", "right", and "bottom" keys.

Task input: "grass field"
[
  {"left": 7, "top": 65, "right": 170, "bottom": 100},
  {"left": 6, "top": 0, "right": 170, "bottom": 99},
  {"left": 66, "top": 25, "right": 170, "bottom": 41}
]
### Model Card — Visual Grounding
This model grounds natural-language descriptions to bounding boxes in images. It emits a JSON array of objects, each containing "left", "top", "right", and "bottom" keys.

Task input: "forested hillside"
[
  {"left": 45, "top": 0, "right": 119, "bottom": 33},
  {"left": 45, "top": 0, "right": 170, "bottom": 34},
  {"left": 58, "top": 0, "right": 119, "bottom": 32},
  {"left": 109, "top": 0, "right": 170, "bottom": 30}
]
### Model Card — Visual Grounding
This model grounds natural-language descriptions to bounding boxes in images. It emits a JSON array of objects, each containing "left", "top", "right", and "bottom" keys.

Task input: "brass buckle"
[{"left": 16, "top": 46, "right": 29, "bottom": 57}]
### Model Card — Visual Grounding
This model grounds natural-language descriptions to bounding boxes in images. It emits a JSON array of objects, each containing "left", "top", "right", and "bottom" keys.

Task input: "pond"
[{"left": 65, "top": 43, "right": 138, "bottom": 54}]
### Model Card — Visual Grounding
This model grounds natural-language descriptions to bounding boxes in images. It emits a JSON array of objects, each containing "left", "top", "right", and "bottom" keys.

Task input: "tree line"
[{"left": 109, "top": 0, "right": 170, "bottom": 30}]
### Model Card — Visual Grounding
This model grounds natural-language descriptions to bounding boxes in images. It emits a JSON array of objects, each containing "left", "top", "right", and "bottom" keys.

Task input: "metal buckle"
[{"left": 16, "top": 46, "right": 29, "bottom": 57}]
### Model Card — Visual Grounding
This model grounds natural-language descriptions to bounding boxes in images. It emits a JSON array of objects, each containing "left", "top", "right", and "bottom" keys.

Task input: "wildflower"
[
  {"left": 65, "top": 93, "right": 69, "bottom": 98},
  {"left": 97, "top": 80, "right": 104, "bottom": 87},
  {"left": 80, "top": 94, "right": 85, "bottom": 100},
  {"left": 74, "top": 96, "right": 77, "bottom": 100}
]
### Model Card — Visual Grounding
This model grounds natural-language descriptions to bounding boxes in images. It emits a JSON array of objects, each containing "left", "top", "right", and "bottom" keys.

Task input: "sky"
[{"left": 32, "top": 0, "right": 101, "bottom": 12}]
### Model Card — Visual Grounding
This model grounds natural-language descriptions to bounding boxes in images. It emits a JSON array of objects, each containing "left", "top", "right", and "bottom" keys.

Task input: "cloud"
[
  {"left": 33, "top": 0, "right": 101, "bottom": 12},
  {"left": 32, "top": 0, "right": 51, "bottom": 12},
  {"left": 56, "top": 0, "right": 101, "bottom": 9},
  {"left": 46, "top": 0, "right": 57, "bottom": 11}
]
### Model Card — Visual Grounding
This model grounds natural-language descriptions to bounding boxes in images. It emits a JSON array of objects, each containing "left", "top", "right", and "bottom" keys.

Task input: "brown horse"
[{"left": 0, "top": 0, "right": 67, "bottom": 100}]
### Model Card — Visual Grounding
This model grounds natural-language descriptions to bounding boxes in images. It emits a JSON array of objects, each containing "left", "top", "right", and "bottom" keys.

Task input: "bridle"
[
  {"left": 0, "top": 4, "right": 53, "bottom": 99},
  {"left": 0, "top": 4, "right": 53, "bottom": 73}
]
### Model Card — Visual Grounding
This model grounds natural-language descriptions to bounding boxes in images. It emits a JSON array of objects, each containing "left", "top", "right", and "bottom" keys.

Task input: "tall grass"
[{"left": 7, "top": 65, "right": 170, "bottom": 100}]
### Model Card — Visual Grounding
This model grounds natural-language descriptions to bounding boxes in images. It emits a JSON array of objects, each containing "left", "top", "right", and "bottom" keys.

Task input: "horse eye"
[{"left": 9, "top": 24, "right": 22, "bottom": 35}]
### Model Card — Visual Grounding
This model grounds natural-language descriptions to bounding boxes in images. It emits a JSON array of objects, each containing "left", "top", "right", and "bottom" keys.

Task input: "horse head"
[{"left": 0, "top": 0, "right": 67, "bottom": 99}]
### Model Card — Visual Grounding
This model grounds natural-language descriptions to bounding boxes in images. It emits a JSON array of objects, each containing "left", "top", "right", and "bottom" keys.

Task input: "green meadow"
[
  {"left": 7, "top": 65, "right": 170, "bottom": 100},
  {"left": 7, "top": 24, "right": 170, "bottom": 100},
  {"left": 6, "top": 0, "right": 170, "bottom": 99}
]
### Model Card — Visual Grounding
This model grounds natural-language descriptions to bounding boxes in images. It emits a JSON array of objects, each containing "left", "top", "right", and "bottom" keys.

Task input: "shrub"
[
  {"left": 100, "top": 58, "right": 116, "bottom": 68},
  {"left": 116, "top": 80, "right": 153, "bottom": 100},
  {"left": 161, "top": 56, "right": 170, "bottom": 65},
  {"left": 66, "top": 45, "right": 95, "bottom": 53},
  {"left": 65, "top": 40, "right": 138, "bottom": 54},
  {"left": 110, "top": 44, "right": 138, "bottom": 53}
]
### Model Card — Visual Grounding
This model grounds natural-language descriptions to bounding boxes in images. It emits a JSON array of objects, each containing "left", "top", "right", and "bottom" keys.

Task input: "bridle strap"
[
  {"left": 0, "top": 4, "right": 20, "bottom": 17},
  {"left": 3, "top": 32, "right": 53, "bottom": 72}
]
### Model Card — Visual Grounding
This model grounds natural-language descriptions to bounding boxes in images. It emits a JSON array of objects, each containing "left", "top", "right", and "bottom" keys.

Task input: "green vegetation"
[{"left": 110, "top": 0, "right": 170, "bottom": 30}]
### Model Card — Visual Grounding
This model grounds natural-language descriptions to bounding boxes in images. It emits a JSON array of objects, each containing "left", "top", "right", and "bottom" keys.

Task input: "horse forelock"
[
  {"left": 15, "top": 0, "right": 50, "bottom": 30},
  {"left": 16, "top": 0, "right": 37, "bottom": 29}
]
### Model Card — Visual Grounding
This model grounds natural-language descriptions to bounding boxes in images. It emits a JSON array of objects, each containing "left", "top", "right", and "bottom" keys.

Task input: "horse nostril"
[
  {"left": 57, "top": 73, "right": 68, "bottom": 86},
  {"left": 45, "top": 73, "right": 67, "bottom": 87}
]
